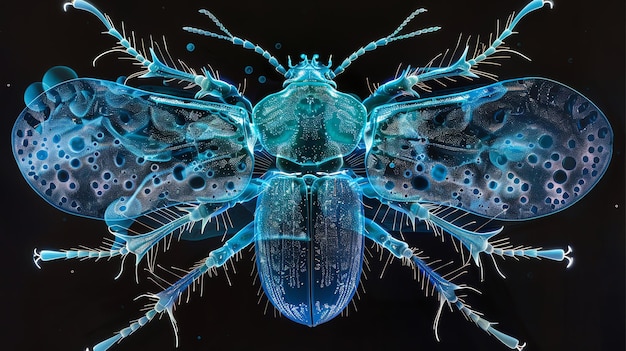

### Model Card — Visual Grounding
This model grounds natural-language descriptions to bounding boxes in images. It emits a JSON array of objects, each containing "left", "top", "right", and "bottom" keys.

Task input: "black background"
[{"left": 0, "top": 1, "right": 624, "bottom": 350}]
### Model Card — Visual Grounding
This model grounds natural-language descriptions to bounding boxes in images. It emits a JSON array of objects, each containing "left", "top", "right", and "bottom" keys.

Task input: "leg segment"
[
  {"left": 88, "top": 222, "right": 255, "bottom": 351},
  {"left": 364, "top": 218, "right": 525, "bottom": 350}
]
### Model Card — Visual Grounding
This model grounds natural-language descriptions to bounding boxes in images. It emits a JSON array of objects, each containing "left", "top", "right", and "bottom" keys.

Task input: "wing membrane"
[
  {"left": 13, "top": 78, "right": 254, "bottom": 220},
  {"left": 366, "top": 78, "right": 613, "bottom": 220}
]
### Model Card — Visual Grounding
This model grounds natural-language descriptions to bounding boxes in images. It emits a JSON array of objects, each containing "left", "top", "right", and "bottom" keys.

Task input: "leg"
[
  {"left": 34, "top": 179, "right": 265, "bottom": 275},
  {"left": 360, "top": 181, "right": 572, "bottom": 270},
  {"left": 64, "top": 0, "right": 251, "bottom": 107},
  {"left": 33, "top": 203, "right": 219, "bottom": 274},
  {"left": 363, "top": 0, "right": 553, "bottom": 110},
  {"left": 89, "top": 222, "right": 255, "bottom": 351},
  {"left": 364, "top": 218, "right": 526, "bottom": 350}
]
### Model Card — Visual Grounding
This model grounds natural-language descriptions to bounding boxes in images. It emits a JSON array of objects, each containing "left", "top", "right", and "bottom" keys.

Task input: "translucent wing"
[
  {"left": 366, "top": 78, "right": 613, "bottom": 220},
  {"left": 12, "top": 78, "right": 254, "bottom": 220}
]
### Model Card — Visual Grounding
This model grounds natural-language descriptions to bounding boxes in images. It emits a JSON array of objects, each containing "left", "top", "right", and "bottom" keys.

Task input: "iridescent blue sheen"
[{"left": 11, "top": 1, "right": 613, "bottom": 350}]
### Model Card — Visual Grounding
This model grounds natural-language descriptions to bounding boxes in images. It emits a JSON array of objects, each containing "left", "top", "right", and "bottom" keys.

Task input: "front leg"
[
  {"left": 363, "top": 0, "right": 553, "bottom": 111},
  {"left": 65, "top": 0, "right": 251, "bottom": 109}
]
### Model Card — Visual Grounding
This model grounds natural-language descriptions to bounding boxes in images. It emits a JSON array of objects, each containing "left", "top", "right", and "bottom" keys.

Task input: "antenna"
[
  {"left": 333, "top": 8, "right": 440, "bottom": 77},
  {"left": 184, "top": 10, "right": 287, "bottom": 76}
]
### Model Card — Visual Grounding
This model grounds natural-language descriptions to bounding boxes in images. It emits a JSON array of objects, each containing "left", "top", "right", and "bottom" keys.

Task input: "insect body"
[{"left": 11, "top": 0, "right": 613, "bottom": 350}]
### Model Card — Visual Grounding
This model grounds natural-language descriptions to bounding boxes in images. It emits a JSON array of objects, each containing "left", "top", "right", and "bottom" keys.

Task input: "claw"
[
  {"left": 33, "top": 248, "right": 42, "bottom": 269},
  {"left": 564, "top": 245, "right": 574, "bottom": 268},
  {"left": 543, "top": 0, "right": 555, "bottom": 9}
]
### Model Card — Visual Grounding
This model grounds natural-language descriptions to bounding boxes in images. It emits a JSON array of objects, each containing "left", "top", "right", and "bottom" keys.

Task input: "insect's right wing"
[
  {"left": 13, "top": 78, "right": 255, "bottom": 221},
  {"left": 365, "top": 78, "right": 613, "bottom": 220}
]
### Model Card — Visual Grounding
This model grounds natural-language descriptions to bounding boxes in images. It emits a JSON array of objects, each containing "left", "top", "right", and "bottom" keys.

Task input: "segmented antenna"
[
  {"left": 333, "top": 8, "right": 441, "bottom": 77},
  {"left": 184, "top": 10, "right": 287, "bottom": 76}
]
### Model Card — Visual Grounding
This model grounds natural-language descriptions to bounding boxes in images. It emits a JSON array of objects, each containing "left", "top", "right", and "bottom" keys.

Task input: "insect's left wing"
[
  {"left": 13, "top": 78, "right": 254, "bottom": 220},
  {"left": 366, "top": 78, "right": 613, "bottom": 220}
]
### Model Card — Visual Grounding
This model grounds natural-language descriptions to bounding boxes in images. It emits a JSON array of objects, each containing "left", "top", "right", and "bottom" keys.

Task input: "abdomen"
[{"left": 254, "top": 173, "right": 364, "bottom": 326}]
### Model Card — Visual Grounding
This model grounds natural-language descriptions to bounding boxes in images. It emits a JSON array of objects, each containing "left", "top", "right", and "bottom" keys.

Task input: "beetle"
[{"left": 8, "top": 1, "right": 610, "bottom": 351}]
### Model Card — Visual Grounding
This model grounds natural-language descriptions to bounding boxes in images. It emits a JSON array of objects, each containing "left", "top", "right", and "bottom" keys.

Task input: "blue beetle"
[{"left": 11, "top": 0, "right": 613, "bottom": 350}]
